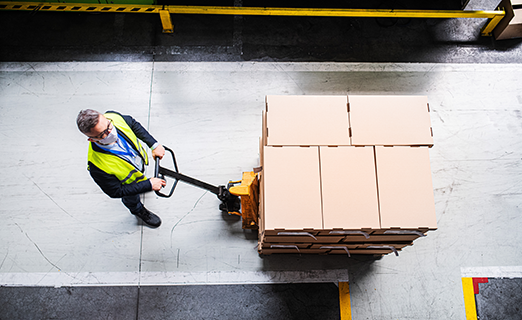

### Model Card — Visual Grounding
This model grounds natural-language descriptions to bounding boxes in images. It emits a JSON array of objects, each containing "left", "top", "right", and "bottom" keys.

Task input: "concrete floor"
[
  {"left": 1, "top": 61, "right": 521, "bottom": 319},
  {"left": 1, "top": 0, "right": 522, "bottom": 319}
]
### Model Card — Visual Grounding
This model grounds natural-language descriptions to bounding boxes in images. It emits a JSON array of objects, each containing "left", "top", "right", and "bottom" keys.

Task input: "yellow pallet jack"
[{"left": 154, "top": 146, "right": 259, "bottom": 229}]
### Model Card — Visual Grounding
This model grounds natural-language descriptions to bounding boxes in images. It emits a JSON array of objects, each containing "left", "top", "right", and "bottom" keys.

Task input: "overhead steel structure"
[{"left": 0, "top": 2, "right": 508, "bottom": 37}]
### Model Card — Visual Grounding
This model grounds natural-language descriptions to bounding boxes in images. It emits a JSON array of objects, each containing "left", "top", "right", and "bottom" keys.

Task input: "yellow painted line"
[
  {"left": 0, "top": 2, "right": 159, "bottom": 13},
  {"left": 462, "top": 277, "right": 478, "bottom": 320},
  {"left": 339, "top": 281, "right": 352, "bottom": 320}
]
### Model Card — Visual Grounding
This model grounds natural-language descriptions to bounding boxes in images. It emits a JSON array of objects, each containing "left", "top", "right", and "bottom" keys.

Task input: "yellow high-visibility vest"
[{"left": 87, "top": 112, "right": 149, "bottom": 185}]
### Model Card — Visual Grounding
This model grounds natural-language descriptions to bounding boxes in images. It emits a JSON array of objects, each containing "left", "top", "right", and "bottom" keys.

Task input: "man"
[{"left": 76, "top": 109, "right": 166, "bottom": 228}]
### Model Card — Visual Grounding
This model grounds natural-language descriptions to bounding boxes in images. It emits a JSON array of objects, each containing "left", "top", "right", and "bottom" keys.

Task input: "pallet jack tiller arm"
[{"left": 154, "top": 146, "right": 259, "bottom": 229}]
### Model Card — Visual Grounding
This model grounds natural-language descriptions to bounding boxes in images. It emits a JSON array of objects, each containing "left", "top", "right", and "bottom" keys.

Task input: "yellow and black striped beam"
[{"left": 0, "top": 2, "right": 506, "bottom": 36}]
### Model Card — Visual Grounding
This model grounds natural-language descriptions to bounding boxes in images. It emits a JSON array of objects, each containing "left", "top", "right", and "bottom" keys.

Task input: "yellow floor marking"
[
  {"left": 339, "top": 281, "right": 352, "bottom": 320},
  {"left": 462, "top": 277, "right": 478, "bottom": 320}
]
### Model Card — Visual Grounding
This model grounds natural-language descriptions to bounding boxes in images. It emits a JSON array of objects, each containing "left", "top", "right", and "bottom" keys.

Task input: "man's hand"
[
  {"left": 152, "top": 144, "right": 166, "bottom": 160},
  {"left": 150, "top": 177, "right": 167, "bottom": 191}
]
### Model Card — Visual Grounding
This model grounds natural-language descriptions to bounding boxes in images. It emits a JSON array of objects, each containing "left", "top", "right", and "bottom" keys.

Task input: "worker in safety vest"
[{"left": 76, "top": 109, "right": 166, "bottom": 228}]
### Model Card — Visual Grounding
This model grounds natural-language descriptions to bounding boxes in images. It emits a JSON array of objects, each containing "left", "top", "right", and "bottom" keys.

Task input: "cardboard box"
[
  {"left": 316, "top": 229, "right": 375, "bottom": 237},
  {"left": 259, "top": 248, "right": 331, "bottom": 255},
  {"left": 265, "top": 95, "right": 350, "bottom": 146},
  {"left": 348, "top": 95, "right": 433, "bottom": 146},
  {"left": 261, "top": 111, "right": 267, "bottom": 149},
  {"left": 346, "top": 248, "right": 402, "bottom": 255},
  {"left": 258, "top": 137, "right": 266, "bottom": 237},
  {"left": 320, "top": 146, "right": 381, "bottom": 229},
  {"left": 357, "top": 243, "right": 411, "bottom": 250},
  {"left": 349, "top": 244, "right": 408, "bottom": 256},
  {"left": 341, "top": 235, "right": 418, "bottom": 243},
  {"left": 262, "top": 230, "right": 320, "bottom": 236},
  {"left": 259, "top": 245, "right": 406, "bottom": 256},
  {"left": 259, "top": 95, "right": 437, "bottom": 256},
  {"left": 311, "top": 244, "right": 359, "bottom": 256},
  {"left": 261, "top": 243, "right": 312, "bottom": 249},
  {"left": 357, "top": 229, "right": 427, "bottom": 242},
  {"left": 494, "top": 0, "right": 522, "bottom": 40},
  {"left": 370, "top": 228, "right": 429, "bottom": 235},
  {"left": 263, "top": 146, "right": 323, "bottom": 230},
  {"left": 310, "top": 244, "right": 359, "bottom": 250},
  {"left": 262, "top": 234, "right": 345, "bottom": 243},
  {"left": 375, "top": 146, "right": 437, "bottom": 230}
]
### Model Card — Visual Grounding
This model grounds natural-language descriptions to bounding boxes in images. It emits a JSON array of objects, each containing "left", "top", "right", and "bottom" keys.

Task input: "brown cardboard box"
[
  {"left": 310, "top": 244, "right": 359, "bottom": 250},
  {"left": 347, "top": 248, "right": 402, "bottom": 255},
  {"left": 342, "top": 235, "right": 418, "bottom": 243},
  {"left": 259, "top": 248, "right": 331, "bottom": 255},
  {"left": 265, "top": 95, "right": 350, "bottom": 146},
  {"left": 260, "top": 246, "right": 403, "bottom": 256},
  {"left": 262, "top": 234, "right": 345, "bottom": 243},
  {"left": 263, "top": 146, "right": 323, "bottom": 230},
  {"left": 258, "top": 172, "right": 265, "bottom": 237},
  {"left": 260, "top": 243, "right": 409, "bottom": 256},
  {"left": 261, "top": 243, "right": 312, "bottom": 249},
  {"left": 312, "top": 245, "right": 358, "bottom": 256},
  {"left": 349, "top": 244, "right": 409, "bottom": 256},
  {"left": 370, "top": 228, "right": 429, "bottom": 235},
  {"left": 320, "top": 146, "right": 380, "bottom": 229},
  {"left": 355, "top": 229, "right": 426, "bottom": 242},
  {"left": 494, "top": 0, "right": 522, "bottom": 40},
  {"left": 259, "top": 95, "right": 437, "bottom": 256},
  {"left": 258, "top": 137, "right": 265, "bottom": 236},
  {"left": 375, "top": 146, "right": 437, "bottom": 230},
  {"left": 348, "top": 95, "right": 433, "bottom": 146},
  {"left": 261, "top": 110, "right": 267, "bottom": 148},
  {"left": 262, "top": 230, "right": 320, "bottom": 236},
  {"left": 316, "top": 229, "right": 375, "bottom": 237},
  {"left": 357, "top": 243, "right": 411, "bottom": 250}
]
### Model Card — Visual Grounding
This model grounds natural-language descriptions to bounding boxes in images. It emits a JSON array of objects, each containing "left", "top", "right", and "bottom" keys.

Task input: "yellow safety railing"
[{"left": 0, "top": 2, "right": 506, "bottom": 36}]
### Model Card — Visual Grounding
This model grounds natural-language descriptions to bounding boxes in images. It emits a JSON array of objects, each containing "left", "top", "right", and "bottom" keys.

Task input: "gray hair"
[{"left": 76, "top": 109, "right": 102, "bottom": 134}]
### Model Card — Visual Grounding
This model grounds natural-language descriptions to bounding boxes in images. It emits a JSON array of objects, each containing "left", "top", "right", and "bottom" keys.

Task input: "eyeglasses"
[{"left": 92, "top": 119, "right": 113, "bottom": 140}]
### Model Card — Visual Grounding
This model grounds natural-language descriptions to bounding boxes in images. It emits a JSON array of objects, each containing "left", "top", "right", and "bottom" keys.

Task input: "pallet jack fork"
[{"left": 154, "top": 146, "right": 259, "bottom": 229}]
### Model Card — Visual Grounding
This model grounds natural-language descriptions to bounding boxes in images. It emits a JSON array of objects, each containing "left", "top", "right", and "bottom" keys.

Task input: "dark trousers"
[{"left": 122, "top": 194, "right": 144, "bottom": 215}]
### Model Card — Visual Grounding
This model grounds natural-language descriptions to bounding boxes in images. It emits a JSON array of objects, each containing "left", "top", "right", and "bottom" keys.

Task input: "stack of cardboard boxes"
[{"left": 258, "top": 95, "right": 437, "bottom": 256}]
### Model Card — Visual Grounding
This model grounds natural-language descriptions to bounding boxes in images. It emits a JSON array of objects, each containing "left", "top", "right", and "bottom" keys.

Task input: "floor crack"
[
  {"left": 15, "top": 223, "right": 61, "bottom": 272},
  {"left": 170, "top": 191, "right": 208, "bottom": 248}
]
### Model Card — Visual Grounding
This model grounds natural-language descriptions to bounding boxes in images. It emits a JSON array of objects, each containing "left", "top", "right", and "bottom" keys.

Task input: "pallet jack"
[{"left": 154, "top": 146, "right": 259, "bottom": 230}]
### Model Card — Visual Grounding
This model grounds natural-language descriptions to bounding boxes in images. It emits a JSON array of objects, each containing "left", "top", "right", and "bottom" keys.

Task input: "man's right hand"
[{"left": 150, "top": 178, "right": 167, "bottom": 191}]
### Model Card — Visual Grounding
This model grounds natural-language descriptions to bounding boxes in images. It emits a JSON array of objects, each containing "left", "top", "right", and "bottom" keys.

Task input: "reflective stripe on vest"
[{"left": 87, "top": 113, "right": 149, "bottom": 185}]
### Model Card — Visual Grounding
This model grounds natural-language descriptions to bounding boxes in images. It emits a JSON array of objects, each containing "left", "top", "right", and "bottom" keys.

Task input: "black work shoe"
[{"left": 132, "top": 207, "right": 161, "bottom": 228}]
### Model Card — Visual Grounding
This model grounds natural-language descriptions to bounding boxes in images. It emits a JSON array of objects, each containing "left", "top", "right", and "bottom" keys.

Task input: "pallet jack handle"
[
  {"left": 154, "top": 146, "right": 222, "bottom": 198},
  {"left": 154, "top": 146, "right": 258, "bottom": 229},
  {"left": 154, "top": 146, "right": 179, "bottom": 198}
]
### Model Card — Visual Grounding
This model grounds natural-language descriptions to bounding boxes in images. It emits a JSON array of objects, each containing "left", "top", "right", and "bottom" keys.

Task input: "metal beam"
[
  {"left": 159, "top": 8, "right": 173, "bottom": 33},
  {"left": 0, "top": 2, "right": 506, "bottom": 36}
]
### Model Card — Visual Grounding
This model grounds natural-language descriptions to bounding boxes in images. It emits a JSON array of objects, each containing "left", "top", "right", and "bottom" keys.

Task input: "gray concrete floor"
[
  {"left": 0, "top": 283, "right": 343, "bottom": 320},
  {"left": 1, "top": 0, "right": 522, "bottom": 319},
  {"left": 1, "top": 61, "right": 521, "bottom": 319},
  {"left": 475, "top": 278, "right": 522, "bottom": 320}
]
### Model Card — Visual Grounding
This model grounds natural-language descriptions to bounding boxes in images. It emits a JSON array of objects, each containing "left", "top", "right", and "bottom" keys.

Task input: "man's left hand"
[{"left": 152, "top": 144, "right": 166, "bottom": 160}]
